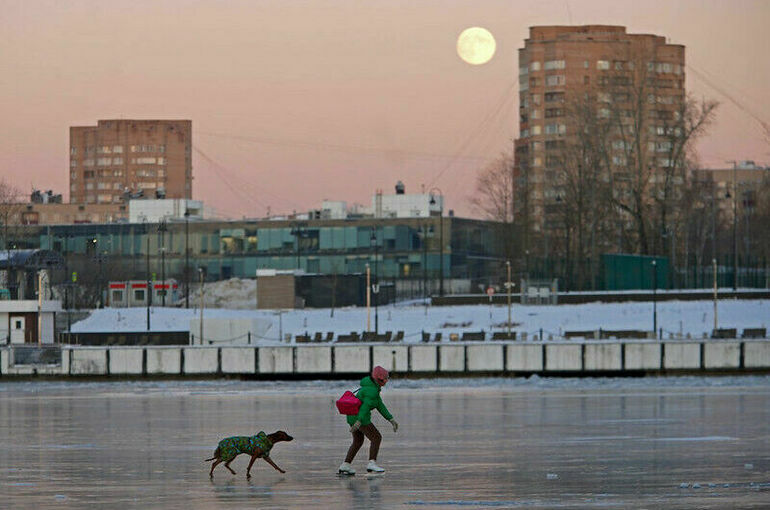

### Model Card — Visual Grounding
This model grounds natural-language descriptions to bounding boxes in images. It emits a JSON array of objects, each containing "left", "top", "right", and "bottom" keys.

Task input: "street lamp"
[
  {"left": 429, "top": 188, "right": 444, "bottom": 296},
  {"left": 158, "top": 220, "right": 167, "bottom": 306},
  {"left": 732, "top": 161, "right": 738, "bottom": 291},
  {"left": 145, "top": 222, "right": 151, "bottom": 332},
  {"left": 184, "top": 208, "right": 190, "bottom": 309},
  {"left": 652, "top": 259, "right": 658, "bottom": 338},
  {"left": 370, "top": 227, "right": 379, "bottom": 334},
  {"left": 506, "top": 260, "right": 512, "bottom": 337}
]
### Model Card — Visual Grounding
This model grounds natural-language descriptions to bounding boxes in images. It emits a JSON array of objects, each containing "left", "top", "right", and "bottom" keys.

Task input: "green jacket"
[{"left": 346, "top": 375, "right": 393, "bottom": 426}]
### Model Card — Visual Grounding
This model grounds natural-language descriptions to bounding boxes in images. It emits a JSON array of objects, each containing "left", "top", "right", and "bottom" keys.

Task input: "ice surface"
[
  {"left": 1, "top": 377, "right": 769, "bottom": 509},
  {"left": 70, "top": 297, "right": 768, "bottom": 343}
]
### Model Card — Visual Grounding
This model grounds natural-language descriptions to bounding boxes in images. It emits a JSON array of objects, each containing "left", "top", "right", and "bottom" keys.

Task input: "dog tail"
[{"left": 204, "top": 447, "right": 220, "bottom": 462}]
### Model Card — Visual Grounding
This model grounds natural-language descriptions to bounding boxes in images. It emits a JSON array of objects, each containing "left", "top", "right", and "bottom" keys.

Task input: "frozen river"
[{"left": 1, "top": 376, "right": 769, "bottom": 509}]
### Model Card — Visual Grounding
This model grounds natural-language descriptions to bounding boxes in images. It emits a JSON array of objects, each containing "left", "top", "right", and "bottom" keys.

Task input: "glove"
[
  {"left": 389, "top": 419, "right": 399, "bottom": 433},
  {"left": 350, "top": 420, "right": 362, "bottom": 433}
]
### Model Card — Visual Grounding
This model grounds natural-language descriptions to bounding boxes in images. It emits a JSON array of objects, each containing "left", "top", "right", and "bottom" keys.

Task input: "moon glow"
[{"left": 457, "top": 27, "right": 496, "bottom": 65}]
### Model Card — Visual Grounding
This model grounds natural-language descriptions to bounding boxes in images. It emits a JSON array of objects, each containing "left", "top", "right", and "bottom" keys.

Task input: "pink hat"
[{"left": 372, "top": 366, "right": 389, "bottom": 384}]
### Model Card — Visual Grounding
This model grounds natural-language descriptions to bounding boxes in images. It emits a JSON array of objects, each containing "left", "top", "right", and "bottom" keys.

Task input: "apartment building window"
[
  {"left": 531, "top": 109, "right": 540, "bottom": 119},
  {"left": 70, "top": 172, "right": 77, "bottom": 180},
  {"left": 519, "top": 66, "right": 529, "bottom": 76},
  {"left": 85, "top": 146, "right": 96, "bottom": 154},
  {"left": 70, "top": 183, "right": 77, "bottom": 192},
  {"left": 97, "top": 194, "right": 113, "bottom": 203},
  {"left": 521, "top": 129, "right": 529, "bottom": 138},
  {"left": 597, "top": 60, "right": 610, "bottom": 70},
  {"left": 545, "top": 75, "right": 565, "bottom": 86},
  {"left": 546, "top": 155, "right": 560, "bottom": 168},
  {"left": 98, "top": 169, "right": 112, "bottom": 178},
  {"left": 530, "top": 61, "right": 541, "bottom": 71},
  {"left": 157, "top": 157, "right": 166, "bottom": 165},
  {"left": 612, "top": 155, "right": 627, "bottom": 166},
  {"left": 531, "top": 94, "right": 541, "bottom": 105},
  {"left": 86, "top": 183, "right": 94, "bottom": 190},
  {"left": 113, "top": 145, "right": 123, "bottom": 153},
  {"left": 86, "top": 195, "right": 96, "bottom": 203},
  {"left": 598, "top": 108, "right": 610, "bottom": 118},
  {"left": 97, "top": 146, "right": 112, "bottom": 154},
  {"left": 544, "top": 59, "right": 565, "bottom": 70},
  {"left": 113, "top": 183, "right": 122, "bottom": 190},
  {"left": 545, "top": 108, "right": 563, "bottom": 118},
  {"left": 544, "top": 92, "right": 564, "bottom": 103},
  {"left": 84, "top": 171, "right": 95, "bottom": 179},
  {"left": 656, "top": 141, "right": 672, "bottom": 152},
  {"left": 614, "top": 93, "right": 630, "bottom": 102},
  {"left": 113, "top": 157, "right": 123, "bottom": 165},
  {"left": 531, "top": 141, "right": 543, "bottom": 151},
  {"left": 598, "top": 92, "right": 611, "bottom": 103},
  {"left": 70, "top": 147, "right": 77, "bottom": 155},
  {"left": 97, "top": 182, "right": 110, "bottom": 190},
  {"left": 97, "top": 157, "right": 111, "bottom": 165},
  {"left": 159, "top": 145, "right": 166, "bottom": 153},
  {"left": 135, "top": 169, "right": 156, "bottom": 178},
  {"left": 83, "top": 159, "right": 95, "bottom": 167},
  {"left": 70, "top": 160, "right": 77, "bottom": 167},
  {"left": 583, "top": 60, "right": 589, "bottom": 69},
  {"left": 530, "top": 77, "right": 540, "bottom": 87},
  {"left": 612, "top": 140, "right": 627, "bottom": 150},
  {"left": 545, "top": 140, "right": 563, "bottom": 150},
  {"left": 134, "top": 157, "right": 157, "bottom": 164},
  {"left": 533, "top": 157, "right": 543, "bottom": 167},
  {"left": 138, "top": 182, "right": 157, "bottom": 189},
  {"left": 532, "top": 125, "right": 542, "bottom": 135},
  {"left": 114, "top": 169, "right": 124, "bottom": 177},
  {"left": 544, "top": 124, "right": 559, "bottom": 134}
]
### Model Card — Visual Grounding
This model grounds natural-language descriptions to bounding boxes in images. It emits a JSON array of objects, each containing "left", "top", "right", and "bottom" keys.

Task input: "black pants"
[{"left": 345, "top": 423, "right": 382, "bottom": 463}]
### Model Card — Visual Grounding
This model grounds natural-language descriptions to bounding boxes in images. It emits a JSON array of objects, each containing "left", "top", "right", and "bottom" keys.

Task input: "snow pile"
[
  {"left": 185, "top": 278, "right": 256, "bottom": 309},
  {"left": 70, "top": 299, "right": 768, "bottom": 344}
]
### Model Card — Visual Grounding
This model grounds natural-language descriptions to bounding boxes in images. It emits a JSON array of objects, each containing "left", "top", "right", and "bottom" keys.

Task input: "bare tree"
[{"left": 469, "top": 152, "right": 515, "bottom": 222}]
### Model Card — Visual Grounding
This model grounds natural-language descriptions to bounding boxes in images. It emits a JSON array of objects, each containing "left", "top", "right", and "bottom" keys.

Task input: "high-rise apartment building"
[
  {"left": 69, "top": 120, "right": 192, "bottom": 204},
  {"left": 514, "top": 26, "right": 685, "bottom": 237}
]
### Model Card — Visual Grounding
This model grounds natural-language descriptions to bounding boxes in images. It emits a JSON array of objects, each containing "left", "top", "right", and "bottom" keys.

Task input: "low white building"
[
  {"left": 129, "top": 199, "right": 203, "bottom": 223},
  {"left": 1, "top": 300, "right": 62, "bottom": 344}
]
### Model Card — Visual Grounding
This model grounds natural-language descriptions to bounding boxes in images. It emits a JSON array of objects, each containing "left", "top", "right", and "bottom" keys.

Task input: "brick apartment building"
[
  {"left": 69, "top": 119, "right": 192, "bottom": 204},
  {"left": 514, "top": 26, "right": 685, "bottom": 238}
]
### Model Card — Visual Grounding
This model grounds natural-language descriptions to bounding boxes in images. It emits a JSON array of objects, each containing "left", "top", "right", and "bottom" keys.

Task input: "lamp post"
[
  {"left": 652, "top": 259, "right": 658, "bottom": 338},
  {"left": 732, "top": 161, "right": 738, "bottom": 291},
  {"left": 145, "top": 222, "right": 151, "bottom": 332},
  {"left": 429, "top": 188, "right": 444, "bottom": 296},
  {"left": 506, "top": 260, "right": 512, "bottom": 337},
  {"left": 198, "top": 267, "right": 205, "bottom": 345},
  {"left": 184, "top": 208, "right": 190, "bottom": 309},
  {"left": 421, "top": 223, "right": 428, "bottom": 300},
  {"left": 370, "top": 227, "right": 379, "bottom": 334},
  {"left": 157, "top": 220, "right": 167, "bottom": 306}
]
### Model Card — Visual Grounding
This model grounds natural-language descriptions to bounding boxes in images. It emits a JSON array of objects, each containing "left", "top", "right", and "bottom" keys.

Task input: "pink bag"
[{"left": 336, "top": 390, "right": 362, "bottom": 415}]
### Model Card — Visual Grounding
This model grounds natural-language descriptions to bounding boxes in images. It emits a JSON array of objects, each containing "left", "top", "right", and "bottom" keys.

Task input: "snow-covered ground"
[{"left": 70, "top": 298, "right": 768, "bottom": 343}]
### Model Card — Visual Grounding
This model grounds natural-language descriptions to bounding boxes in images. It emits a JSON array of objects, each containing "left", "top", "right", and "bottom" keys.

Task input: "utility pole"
[{"left": 184, "top": 208, "right": 190, "bottom": 308}]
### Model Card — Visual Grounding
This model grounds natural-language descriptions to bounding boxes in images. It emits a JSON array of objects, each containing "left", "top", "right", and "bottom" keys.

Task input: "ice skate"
[
  {"left": 338, "top": 462, "right": 356, "bottom": 476},
  {"left": 366, "top": 460, "right": 385, "bottom": 473}
]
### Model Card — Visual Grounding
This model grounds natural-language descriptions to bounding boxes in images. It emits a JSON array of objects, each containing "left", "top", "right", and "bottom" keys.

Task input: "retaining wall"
[{"left": 1, "top": 340, "right": 769, "bottom": 378}]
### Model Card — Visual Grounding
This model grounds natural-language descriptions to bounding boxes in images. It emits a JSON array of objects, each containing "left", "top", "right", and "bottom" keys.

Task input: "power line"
[
  {"left": 197, "top": 131, "right": 492, "bottom": 163},
  {"left": 426, "top": 82, "right": 516, "bottom": 190},
  {"left": 687, "top": 64, "right": 770, "bottom": 138}
]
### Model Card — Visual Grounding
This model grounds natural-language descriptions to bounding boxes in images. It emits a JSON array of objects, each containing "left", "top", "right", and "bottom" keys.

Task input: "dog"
[{"left": 206, "top": 430, "right": 293, "bottom": 477}]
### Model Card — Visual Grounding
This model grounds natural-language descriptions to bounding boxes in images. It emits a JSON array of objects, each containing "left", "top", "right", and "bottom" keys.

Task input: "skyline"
[{"left": 1, "top": 0, "right": 769, "bottom": 219}]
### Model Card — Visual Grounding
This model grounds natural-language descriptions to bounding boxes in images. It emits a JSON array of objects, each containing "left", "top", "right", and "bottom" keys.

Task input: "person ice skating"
[{"left": 338, "top": 366, "right": 398, "bottom": 475}]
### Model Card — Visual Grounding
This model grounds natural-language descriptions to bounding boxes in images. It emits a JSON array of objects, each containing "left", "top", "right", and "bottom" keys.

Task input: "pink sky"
[{"left": 1, "top": 0, "right": 768, "bottom": 219}]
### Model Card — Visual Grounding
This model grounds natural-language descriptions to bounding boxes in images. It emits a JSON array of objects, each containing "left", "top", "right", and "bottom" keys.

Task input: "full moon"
[{"left": 457, "top": 27, "right": 496, "bottom": 65}]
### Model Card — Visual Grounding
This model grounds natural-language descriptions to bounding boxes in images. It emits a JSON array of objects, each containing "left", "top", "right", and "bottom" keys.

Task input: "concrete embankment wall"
[{"left": 2, "top": 340, "right": 769, "bottom": 378}]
